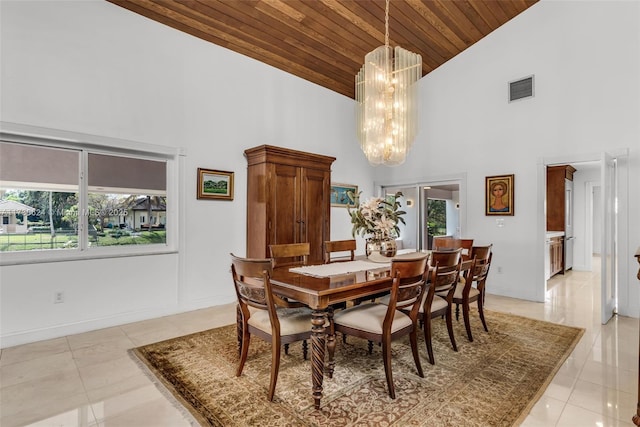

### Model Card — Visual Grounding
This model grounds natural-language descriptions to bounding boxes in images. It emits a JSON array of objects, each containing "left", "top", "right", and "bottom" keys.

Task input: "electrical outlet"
[
  {"left": 54, "top": 291, "right": 64, "bottom": 304},
  {"left": 497, "top": 266, "right": 503, "bottom": 274}
]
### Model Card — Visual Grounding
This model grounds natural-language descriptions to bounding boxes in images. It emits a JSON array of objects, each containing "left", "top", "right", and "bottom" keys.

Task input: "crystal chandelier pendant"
[{"left": 355, "top": 0, "right": 421, "bottom": 167}]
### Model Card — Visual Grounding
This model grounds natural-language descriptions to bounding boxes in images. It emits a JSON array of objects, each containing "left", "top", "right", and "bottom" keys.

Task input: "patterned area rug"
[{"left": 131, "top": 310, "right": 584, "bottom": 426}]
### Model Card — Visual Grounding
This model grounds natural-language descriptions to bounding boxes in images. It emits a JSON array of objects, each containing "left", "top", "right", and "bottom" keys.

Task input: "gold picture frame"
[
  {"left": 330, "top": 183, "right": 358, "bottom": 207},
  {"left": 197, "top": 168, "right": 234, "bottom": 200},
  {"left": 485, "top": 174, "right": 514, "bottom": 216}
]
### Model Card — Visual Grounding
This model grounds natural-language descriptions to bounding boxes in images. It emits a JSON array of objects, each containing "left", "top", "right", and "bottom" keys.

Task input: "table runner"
[{"left": 289, "top": 260, "right": 389, "bottom": 278}]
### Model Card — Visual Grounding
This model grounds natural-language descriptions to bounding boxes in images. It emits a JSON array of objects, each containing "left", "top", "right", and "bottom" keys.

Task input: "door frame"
[
  {"left": 537, "top": 149, "right": 629, "bottom": 321},
  {"left": 600, "top": 152, "right": 616, "bottom": 324},
  {"left": 376, "top": 172, "right": 467, "bottom": 251}
]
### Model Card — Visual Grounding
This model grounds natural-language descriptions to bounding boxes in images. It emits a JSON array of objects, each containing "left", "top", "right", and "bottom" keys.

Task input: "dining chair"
[
  {"left": 330, "top": 254, "right": 428, "bottom": 399},
  {"left": 323, "top": 239, "right": 356, "bottom": 264},
  {"left": 452, "top": 244, "right": 493, "bottom": 342},
  {"left": 432, "top": 236, "right": 474, "bottom": 260},
  {"left": 269, "top": 242, "right": 310, "bottom": 268},
  {"left": 324, "top": 238, "right": 378, "bottom": 308},
  {"left": 420, "top": 248, "right": 463, "bottom": 365},
  {"left": 230, "top": 253, "right": 313, "bottom": 401}
]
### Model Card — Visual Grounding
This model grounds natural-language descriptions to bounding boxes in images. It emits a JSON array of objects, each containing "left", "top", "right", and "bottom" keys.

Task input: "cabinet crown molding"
[{"left": 244, "top": 145, "right": 335, "bottom": 169}]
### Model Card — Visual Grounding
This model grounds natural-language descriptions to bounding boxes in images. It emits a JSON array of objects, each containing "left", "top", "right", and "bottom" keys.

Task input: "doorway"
[
  {"left": 540, "top": 150, "right": 628, "bottom": 325},
  {"left": 381, "top": 178, "right": 464, "bottom": 251},
  {"left": 545, "top": 161, "right": 600, "bottom": 280}
]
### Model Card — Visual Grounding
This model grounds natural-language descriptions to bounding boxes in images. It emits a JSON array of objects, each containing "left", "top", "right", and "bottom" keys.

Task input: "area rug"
[{"left": 131, "top": 310, "right": 584, "bottom": 426}]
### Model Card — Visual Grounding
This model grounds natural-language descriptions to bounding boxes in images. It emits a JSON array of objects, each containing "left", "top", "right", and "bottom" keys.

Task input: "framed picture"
[
  {"left": 330, "top": 183, "right": 358, "bottom": 207},
  {"left": 485, "top": 174, "right": 514, "bottom": 216},
  {"left": 197, "top": 168, "right": 234, "bottom": 200}
]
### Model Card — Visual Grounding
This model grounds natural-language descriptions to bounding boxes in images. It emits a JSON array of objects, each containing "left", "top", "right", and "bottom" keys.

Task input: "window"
[
  {"left": 86, "top": 152, "right": 167, "bottom": 248},
  {"left": 0, "top": 124, "right": 179, "bottom": 264},
  {"left": 0, "top": 142, "right": 80, "bottom": 251}
]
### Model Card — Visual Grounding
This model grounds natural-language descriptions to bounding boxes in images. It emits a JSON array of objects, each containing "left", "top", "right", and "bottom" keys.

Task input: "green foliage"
[
  {"left": 347, "top": 191, "right": 406, "bottom": 240},
  {"left": 0, "top": 233, "right": 78, "bottom": 251},
  {"left": 109, "top": 229, "right": 130, "bottom": 239},
  {"left": 93, "top": 231, "right": 166, "bottom": 246},
  {"left": 21, "top": 191, "right": 77, "bottom": 228},
  {"left": 0, "top": 231, "right": 166, "bottom": 251},
  {"left": 427, "top": 199, "right": 447, "bottom": 236},
  {"left": 1, "top": 191, "right": 168, "bottom": 251}
]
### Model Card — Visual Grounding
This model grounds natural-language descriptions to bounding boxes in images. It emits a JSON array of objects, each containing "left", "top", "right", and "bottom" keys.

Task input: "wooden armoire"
[{"left": 244, "top": 145, "right": 335, "bottom": 264}]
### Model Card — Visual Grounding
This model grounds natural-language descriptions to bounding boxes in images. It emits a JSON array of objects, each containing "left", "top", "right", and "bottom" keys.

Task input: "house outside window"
[{"left": 0, "top": 125, "right": 180, "bottom": 264}]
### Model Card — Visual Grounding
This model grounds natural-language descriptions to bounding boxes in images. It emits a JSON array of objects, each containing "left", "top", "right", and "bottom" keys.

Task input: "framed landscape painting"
[
  {"left": 331, "top": 183, "right": 358, "bottom": 207},
  {"left": 197, "top": 168, "right": 234, "bottom": 200},
  {"left": 485, "top": 174, "right": 514, "bottom": 216}
]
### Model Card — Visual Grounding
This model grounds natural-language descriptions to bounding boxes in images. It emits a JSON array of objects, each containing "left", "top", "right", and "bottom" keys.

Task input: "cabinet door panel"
[
  {"left": 300, "top": 168, "right": 329, "bottom": 263},
  {"left": 270, "top": 163, "right": 300, "bottom": 246},
  {"left": 546, "top": 167, "right": 566, "bottom": 231}
]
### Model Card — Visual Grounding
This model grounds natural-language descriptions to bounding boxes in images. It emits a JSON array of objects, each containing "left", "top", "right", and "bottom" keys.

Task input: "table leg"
[
  {"left": 325, "top": 306, "right": 336, "bottom": 379},
  {"left": 311, "top": 309, "right": 326, "bottom": 409}
]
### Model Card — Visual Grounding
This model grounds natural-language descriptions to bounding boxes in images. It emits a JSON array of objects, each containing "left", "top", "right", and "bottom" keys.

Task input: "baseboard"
[{"left": 0, "top": 296, "right": 234, "bottom": 349}]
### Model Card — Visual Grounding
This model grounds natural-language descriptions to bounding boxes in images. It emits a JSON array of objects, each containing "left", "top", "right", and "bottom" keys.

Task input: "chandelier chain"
[{"left": 384, "top": 0, "right": 389, "bottom": 48}]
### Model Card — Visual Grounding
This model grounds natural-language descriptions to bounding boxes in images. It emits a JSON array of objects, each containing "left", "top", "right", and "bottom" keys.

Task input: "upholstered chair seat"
[
  {"left": 333, "top": 303, "right": 413, "bottom": 335},
  {"left": 231, "top": 253, "right": 313, "bottom": 402},
  {"left": 380, "top": 292, "right": 449, "bottom": 313},
  {"left": 451, "top": 245, "right": 493, "bottom": 342},
  {"left": 451, "top": 282, "right": 480, "bottom": 300},
  {"left": 420, "top": 249, "right": 463, "bottom": 364},
  {"left": 329, "top": 255, "right": 429, "bottom": 399},
  {"left": 248, "top": 306, "right": 314, "bottom": 336},
  {"left": 423, "top": 293, "right": 449, "bottom": 313},
  {"left": 436, "top": 276, "right": 464, "bottom": 296},
  {"left": 382, "top": 292, "right": 449, "bottom": 313}
]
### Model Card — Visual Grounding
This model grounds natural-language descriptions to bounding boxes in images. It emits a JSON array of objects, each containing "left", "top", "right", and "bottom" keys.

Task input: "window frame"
[{"left": 0, "top": 122, "right": 183, "bottom": 265}]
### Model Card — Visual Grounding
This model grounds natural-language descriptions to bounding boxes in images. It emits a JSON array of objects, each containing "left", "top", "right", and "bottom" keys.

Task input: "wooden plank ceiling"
[{"left": 107, "top": 0, "right": 538, "bottom": 99}]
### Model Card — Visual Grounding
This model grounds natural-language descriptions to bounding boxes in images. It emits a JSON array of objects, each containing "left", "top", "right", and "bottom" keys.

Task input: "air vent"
[{"left": 509, "top": 75, "right": 534, "bottom": 102}]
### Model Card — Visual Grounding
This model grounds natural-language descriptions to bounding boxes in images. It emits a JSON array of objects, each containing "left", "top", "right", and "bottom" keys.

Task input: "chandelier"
[{"left": 355, "top": 0, "right": 422, "bottom": 166}]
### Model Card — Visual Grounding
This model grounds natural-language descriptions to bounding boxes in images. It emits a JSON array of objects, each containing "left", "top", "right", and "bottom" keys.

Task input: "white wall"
[
  {"left": 0, "top": 0, "right": 372, "bottom": 347},
  {"left": 572, "top": 165, "right": 601, "bottom": 270},
  {"left": 398, "top": 188, "right": 418, "bottom": 250},
  {"left": 373, "top": 0, "right": 639, "bottom": 315},
  {"left": 593, "top": 186, "right": 603, "bottom": 254},
  {"left": 446, "top": 195, "right": 460, "bottom": 237},
  {"left": 1, "top": 0, "right": 638, "bottom": 347}
]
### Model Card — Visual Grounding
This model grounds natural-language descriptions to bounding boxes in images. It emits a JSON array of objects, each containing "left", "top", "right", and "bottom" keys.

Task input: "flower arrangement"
[{"left": 347, "top": 191, "right": 406, "bottom": 242}]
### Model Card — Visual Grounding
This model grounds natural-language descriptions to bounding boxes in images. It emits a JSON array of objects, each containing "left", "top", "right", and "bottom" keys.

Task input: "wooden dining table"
[
  {"left": 269, "top": 252, "right": 469, "bottom": 409},
  {"left": 269, "top": 256, "right": 429, "bottom": 409}
]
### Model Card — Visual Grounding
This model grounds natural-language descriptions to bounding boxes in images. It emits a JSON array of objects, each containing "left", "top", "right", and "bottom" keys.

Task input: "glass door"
[{"left": 381, "top": 180, "right": 462, "bottom": 251}]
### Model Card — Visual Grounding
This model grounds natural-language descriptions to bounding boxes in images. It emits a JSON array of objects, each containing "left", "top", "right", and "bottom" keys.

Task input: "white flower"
[{"left": 347, "top": 192, "right": 406, "bottom": 241}]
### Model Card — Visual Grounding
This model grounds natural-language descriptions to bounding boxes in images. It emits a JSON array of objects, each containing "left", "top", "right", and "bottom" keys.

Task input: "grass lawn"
[{"left": 0, "top": 230, "right": 167, "bottom": 251}]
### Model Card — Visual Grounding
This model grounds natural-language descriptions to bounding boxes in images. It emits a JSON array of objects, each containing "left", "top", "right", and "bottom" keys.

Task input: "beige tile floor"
[{"left": 1, "top": 263, "right": 638, "bottom": 426}]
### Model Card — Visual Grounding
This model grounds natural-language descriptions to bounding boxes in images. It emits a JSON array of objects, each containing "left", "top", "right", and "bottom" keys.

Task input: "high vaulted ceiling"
[{"left": 107, "top": 0, "right": 538, "bottom": 99}]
